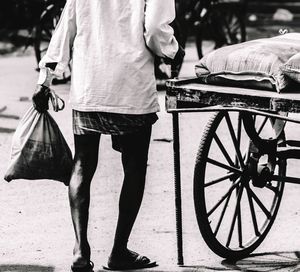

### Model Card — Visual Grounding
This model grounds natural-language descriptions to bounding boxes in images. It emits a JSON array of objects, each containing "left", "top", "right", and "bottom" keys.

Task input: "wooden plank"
[{"left": 166, "top": 79, "right": 300, "bottom": 113}]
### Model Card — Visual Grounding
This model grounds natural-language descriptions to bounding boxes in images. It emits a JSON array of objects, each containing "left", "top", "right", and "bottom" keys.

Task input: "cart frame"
[{"left": 166, "top": 78, "right": 300, "bottom": 264}]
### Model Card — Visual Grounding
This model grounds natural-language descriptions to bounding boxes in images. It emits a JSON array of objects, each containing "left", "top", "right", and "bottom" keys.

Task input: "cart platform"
[{"left": 166, "top": 78, "right": 300, "bottom": 113}]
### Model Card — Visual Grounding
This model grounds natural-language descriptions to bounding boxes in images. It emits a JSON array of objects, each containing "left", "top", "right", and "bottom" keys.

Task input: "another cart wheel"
[
  {"left": 196, "top": 5, "right": 246, "bottom": 59},
  {"left": 33, "top": 5, "right": 71, "bottom": 84},
  {"left": 217, "top": 5, "right": 246, "bottom": 46},
  {"left": 194, "top": 111, "right": 286, "bottom": 260},
  {"left": 34, "top": 9, "right": 61, "bottom": 66},
  {"left": 34, "top": 1, "right": 65, "bottom": 68}
]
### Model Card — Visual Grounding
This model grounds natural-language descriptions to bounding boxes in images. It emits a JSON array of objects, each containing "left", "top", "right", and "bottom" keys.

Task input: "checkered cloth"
[{"left": 73, "top": 110, "right": 158, "bottom": 135}]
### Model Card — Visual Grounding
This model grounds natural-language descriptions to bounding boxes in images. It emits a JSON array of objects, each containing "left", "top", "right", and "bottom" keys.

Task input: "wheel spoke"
[
  {"left": 207, "top": 180, "right": 241, "bottom": 217},
  {"left": 225, "top": 23, "right": 235, "bottom": 43},
  {"left": 207, "top": 157, "right": 242, "bottom": 174},
  {"left": 225, "top": 113, "right": 245, "bottom": 169},
  {"left": 266, "top": 183, "right": 280, "bottom": 195},
  {"left": 229, "top": 16, "right": 239, "bottom": 32},
  {"left": 205, "top": 172, "right": 237, "bottom": 187},
  {"left": 248, "top": 187, "right": 271, "bottom": 219},
  {"left": 226, "top": 184, "right": 244, "bottom": 247},
  {"left": 257, "top": 116, "right": 269, "bottom": 135},
  {"left": 214, "top": 186, "right": 233, "bottom": 236},
  {"left": 214, "top": 133, "right": 235, "bottom": 166},
  {"left": 223, "top": 12, "right": 239, "bottom": 43},
  {"left": 245, "top": 185, "right": 260, "bottom": 236},
  {"left": 235, "top": 113, "right": 242, "bottom": 167},
  {"left": 229, "top": 21, "right": 239, "bottom": 34},
  {"left": 237, "top": 185, "right": 243, "bottom": 247}
]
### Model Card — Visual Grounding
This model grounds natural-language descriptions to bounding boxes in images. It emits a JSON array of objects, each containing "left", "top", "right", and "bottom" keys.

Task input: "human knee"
[{"left": 69, "top": 162, "right": 94, "bottom": 193}]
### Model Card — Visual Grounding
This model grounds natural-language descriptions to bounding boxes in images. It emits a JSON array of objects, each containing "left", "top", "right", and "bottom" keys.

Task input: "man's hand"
[
  {"left": 165, "top": 45, "right": 185, "bottom": 65},
  {"left": 170, "top": 45, "right": 185, "bottom": 78},
  {"left": 32, "top": 85, "right": 51, "bottom": 113},
  {"left": 173, "top": 45, "right": 185, "bottom": 66}
]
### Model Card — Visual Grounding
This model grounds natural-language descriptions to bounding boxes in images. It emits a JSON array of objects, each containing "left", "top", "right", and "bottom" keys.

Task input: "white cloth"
[{"left": 39, "top": 0, "right": 178, "bottom": 114}]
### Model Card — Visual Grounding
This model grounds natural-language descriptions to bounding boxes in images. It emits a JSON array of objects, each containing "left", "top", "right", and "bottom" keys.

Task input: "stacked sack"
[{"left": 195, "top": 33, "right": 300, "bottom": 93}]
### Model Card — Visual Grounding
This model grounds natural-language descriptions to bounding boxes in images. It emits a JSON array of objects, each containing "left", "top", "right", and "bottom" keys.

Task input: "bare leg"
[
  {"left": 109, "top": 126, "right": 152, "bottom": 262},
  {"left": 69, "top": 134, "right": 100, "bottom": 267}
]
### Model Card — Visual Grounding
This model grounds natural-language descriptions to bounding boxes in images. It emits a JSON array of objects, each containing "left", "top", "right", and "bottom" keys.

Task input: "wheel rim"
[{"left": 194, "top": 111, "right": 285, "bottom": 259}]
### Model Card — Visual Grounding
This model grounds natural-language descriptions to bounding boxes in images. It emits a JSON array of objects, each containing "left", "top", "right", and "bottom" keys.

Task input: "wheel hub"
[{"left": 252, "top": 164, "right": 273, "bottom": 188}]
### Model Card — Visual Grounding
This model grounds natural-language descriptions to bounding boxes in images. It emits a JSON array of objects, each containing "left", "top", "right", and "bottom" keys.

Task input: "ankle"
[
  {"left": 73, "top": 242, "right": 91, "bottom": 263},
  {"left": 72, "top": 255, "right": 90, "bottom": 267},
  {"left": 111, "top": 245, "right": 128, "bottom": 256}
]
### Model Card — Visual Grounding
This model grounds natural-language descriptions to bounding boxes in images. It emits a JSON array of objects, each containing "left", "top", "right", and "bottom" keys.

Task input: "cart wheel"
[
  {"left": 196, "top": 4, "right": 246, "bottom": 59},
  {"left": 194, "top": 111, "right": 286, "bottom": 260}
]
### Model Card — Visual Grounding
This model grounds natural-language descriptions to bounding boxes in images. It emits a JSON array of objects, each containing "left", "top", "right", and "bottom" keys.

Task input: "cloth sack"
[
  {"left": 281, "top": 52, "right": 300, "bottom": 83},
  {"left": 4, "top": 103, "right": 72, "bottom": 186},
  {"left": 195, "top": 33, "right": 300, "bottom": 92}
]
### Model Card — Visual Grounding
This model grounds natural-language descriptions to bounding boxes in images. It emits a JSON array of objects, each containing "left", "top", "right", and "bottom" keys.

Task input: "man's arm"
[
  {"left": 33, "top": 0, "right": 76, "bottom": 112},
  {"left": 144, "top": 0, "right": 179, "bottom": 59},
  {"left": 38, "top": 0, "right": 77, "bottom": 78}
]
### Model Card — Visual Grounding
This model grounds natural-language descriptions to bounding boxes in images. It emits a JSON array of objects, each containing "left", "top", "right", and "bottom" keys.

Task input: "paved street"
[{"left": 2, "top": 29, "right": 300, "bottom": 272}]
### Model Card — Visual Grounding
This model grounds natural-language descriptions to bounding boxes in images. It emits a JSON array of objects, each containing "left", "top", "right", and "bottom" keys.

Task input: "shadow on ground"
[
  {"left": 0, "top": 264, "right": 54, "bottom": 272},
  {"left": 180, "top": 251, "right": 300, "bottom": 272},
  {"left": 222, "top": 251, "right": 300, "bottom": 272}
]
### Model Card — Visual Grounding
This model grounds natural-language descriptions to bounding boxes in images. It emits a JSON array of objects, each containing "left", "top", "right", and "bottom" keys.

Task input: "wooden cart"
[{"left": 166, "top": 77, "right": 300, "bottom": 263}]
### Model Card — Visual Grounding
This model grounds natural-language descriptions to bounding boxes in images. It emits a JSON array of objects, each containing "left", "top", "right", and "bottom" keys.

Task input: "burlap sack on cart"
[
  {"left": 4, "top": 93, "right": 72, "bottom": 186},
  {"left": 195, "top": 33, "right": 300, "bottom": 93}
]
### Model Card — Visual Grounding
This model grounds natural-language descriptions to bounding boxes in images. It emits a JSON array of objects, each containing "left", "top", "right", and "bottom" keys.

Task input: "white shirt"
[{"left": 39, "top": 0, "right": 179, "bottom": 114}]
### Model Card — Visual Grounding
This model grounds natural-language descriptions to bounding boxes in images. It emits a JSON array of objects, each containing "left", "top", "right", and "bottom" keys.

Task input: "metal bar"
[
  {"left": 172, "top": 112, "right": 184, "bottom": 265},
  {"left": 277, "top": 147, "right": 300, "bottom": 160},
  {"left": 272, "top": 175, "right": 300, "bottom": 185},
  {"left": 167, "top": 107, "right": 300, "bottom": 125}
]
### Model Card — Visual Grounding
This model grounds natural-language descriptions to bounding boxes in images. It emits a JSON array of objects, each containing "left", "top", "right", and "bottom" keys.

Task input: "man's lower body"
[{"left": 69, "top": 111, "right": 157, "bottom": 271}]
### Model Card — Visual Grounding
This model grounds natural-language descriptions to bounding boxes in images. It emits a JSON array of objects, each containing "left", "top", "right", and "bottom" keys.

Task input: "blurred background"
[
  {"left": 1, "top": 0, "right": 300, "bottom": 82},
  {"left": 2, "top": 1, "right": 300, "bottom": 271}
]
